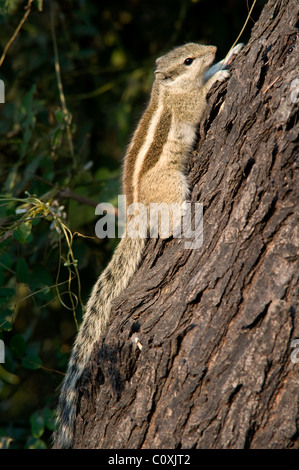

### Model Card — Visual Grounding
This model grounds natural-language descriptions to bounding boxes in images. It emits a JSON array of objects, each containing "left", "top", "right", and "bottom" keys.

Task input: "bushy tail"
[{"left": 53, "top": 236, "right": 146, "bottom": 448}]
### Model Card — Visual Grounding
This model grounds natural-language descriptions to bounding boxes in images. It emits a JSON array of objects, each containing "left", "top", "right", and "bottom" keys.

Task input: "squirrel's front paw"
[
  {"left": 213, "top": 69, "right": 230, "bottom": 83},
  {"left": 205, "top": 69, "right": 230, "bottom": 92},
  {"left": 223, "top": 43, "right": 244, "bottom": 69}
]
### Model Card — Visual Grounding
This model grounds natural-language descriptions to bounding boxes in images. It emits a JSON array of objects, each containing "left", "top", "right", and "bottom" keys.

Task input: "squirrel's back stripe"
[
  {"left": 136, "top": 108, "right": 172, "bottom": 190},
  {"left": 122, "top": 86, "right": 159, "bottom": 206}
]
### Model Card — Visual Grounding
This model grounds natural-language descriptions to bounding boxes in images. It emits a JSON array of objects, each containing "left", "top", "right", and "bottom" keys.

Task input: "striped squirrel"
[{"left": 53, "top": 42, "right": 243, "bottom": 448}]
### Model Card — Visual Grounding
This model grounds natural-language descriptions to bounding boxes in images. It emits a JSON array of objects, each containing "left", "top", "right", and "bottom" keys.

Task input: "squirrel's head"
[{"left": 154, "top": 43, "right": 216, "bottom": 92}]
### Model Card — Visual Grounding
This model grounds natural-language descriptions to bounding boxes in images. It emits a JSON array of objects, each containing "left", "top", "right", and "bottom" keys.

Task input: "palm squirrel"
[{"left": 53, "top": 42, "right": 243, "bottom": 448}]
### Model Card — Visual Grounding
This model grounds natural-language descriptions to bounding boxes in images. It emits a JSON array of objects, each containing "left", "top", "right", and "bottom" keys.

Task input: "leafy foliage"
[{"left": 0, "top": 0, "right": 264, "bottom": 448}]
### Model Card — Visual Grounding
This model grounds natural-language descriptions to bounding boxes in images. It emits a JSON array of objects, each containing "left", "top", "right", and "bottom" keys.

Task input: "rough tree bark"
[{"left": 73, "top": 0, "right": 299, "bottom": 449}]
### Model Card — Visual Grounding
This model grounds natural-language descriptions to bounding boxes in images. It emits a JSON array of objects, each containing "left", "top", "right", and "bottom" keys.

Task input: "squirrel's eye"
[{"left": 184, "top": 58, "right": 193, "bottom": 66}]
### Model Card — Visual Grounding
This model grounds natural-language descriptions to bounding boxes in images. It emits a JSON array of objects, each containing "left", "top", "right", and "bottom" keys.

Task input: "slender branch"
[
  {"left": 50, "top": 1, "right": 75, "bottom": 162},
  {"left": 0, "top": 230, "right": 13, "bottom": 243},
  {"left": 57, "top": 189, "right": 98, "bottom": 209},
  {"left": 57, "top": 189, "right": 118, "bottom": 216},
  {"left": 224, "top": 0, "right": 257, "bottom": 63},
  {"left": 0, "top": 0, "right": 34, "bottom": 68}
]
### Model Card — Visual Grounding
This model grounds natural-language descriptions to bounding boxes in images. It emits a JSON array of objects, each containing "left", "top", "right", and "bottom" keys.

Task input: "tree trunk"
[{"left": 73, "top": 0, "right": 299, "bottom": 449}]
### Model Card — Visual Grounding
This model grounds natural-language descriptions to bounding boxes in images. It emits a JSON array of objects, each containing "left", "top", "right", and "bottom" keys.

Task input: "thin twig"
[
  {"left": 0, "top": 230, "right": 13, "bottom": 243},
  {"left": 0, "top": 0, "right": 34, "bottom": 68},
  {"left": 57, "top": 189, "right": 98, "bottom": 208},
  {"left": 40, "top": 364, "right": 65, "bottom": 376},
  {"left": 223, "top": 0, "right": 257, "bottom": 64},
  {"left": 50, "top": 1, "right": 75, "bottom": 161},
  {"left": 246, "top": 0, "right": 257, "bottom": 24},
  {"left": 73, "top": 231, "right": 96, "bottom": 240},
  {"left": 262, "top": 76, "right": 280, "bottom": 95}
]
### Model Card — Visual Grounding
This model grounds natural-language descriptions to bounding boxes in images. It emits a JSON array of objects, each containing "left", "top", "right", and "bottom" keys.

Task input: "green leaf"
[
  {"left": 13, "top": 222, "right": 32, "bottom": 244},
  {"left": 17, "top": 258, "right": 29, "bottom": 283},
  {"left": 0, "top": 252, "right": 13, "bottom": 270},
  {"left": 0, "top": 365, "right": 20, "bottom": 385},
  {"left": 0, "top": 308, "right": 13, "bottom": 331},
  {"left": 110, "top": 48, "right": 127, "bottom": 67},
  {"left": 0, "top": 288, "right": 15, "bottom": 301},
  {"left": 30, "top": 411, "right": 45, "bottom": 438},
  {"left": 28, "top": 264, "right": 53, "bottom": 291},
  {"left": 19, "top": 85, "right": 36, "bottom": 157},
  {"left": 10, "top": 334, "right": 27, "bottom": 358},
  {"left": 54, "top": 109, "right": 64, "bottom": 124},
  {"left": 52, "top": 127, "right": 63, "bottom": 147},
  {"left": 43, "top": 408, "right": 56, "bottom": 431},
  {"left": 22, "top": 353, "right": 42, "bottom": 370},
  {"left": 34, "top": 0, "right": 43, "bottom": 12},
  {"left": 26, "top": 437, "right": 47, "bottom": 449},
  {"left": 21, "top": 85, "right": 36, "bottom": 113},
  {"left": 23, "top": 155, "right": 43, "bottom": 187}
]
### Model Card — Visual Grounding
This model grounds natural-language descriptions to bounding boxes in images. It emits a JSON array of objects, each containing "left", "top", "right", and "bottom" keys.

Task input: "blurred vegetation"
[{"left": 0, "top": 0, "right": 265, "bottom": 449}]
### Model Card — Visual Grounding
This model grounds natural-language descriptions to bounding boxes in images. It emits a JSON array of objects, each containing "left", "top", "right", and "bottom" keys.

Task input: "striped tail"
[{"left": 53, "top": 236, "right": 146, "bottom": 448}]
